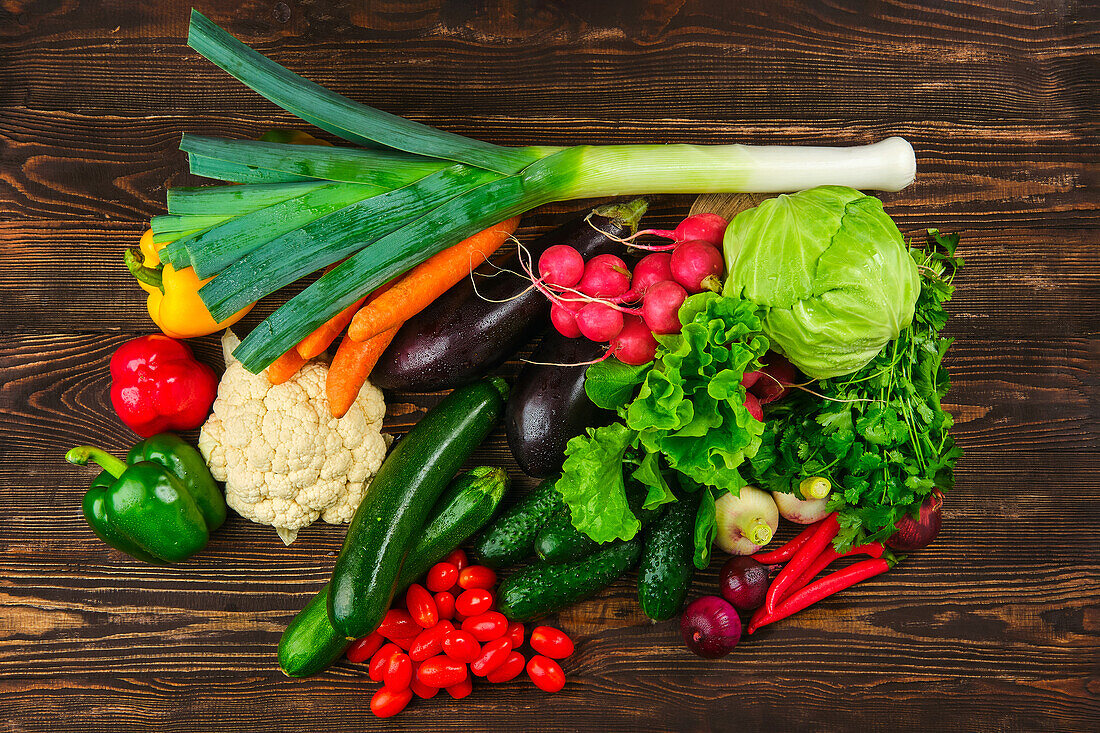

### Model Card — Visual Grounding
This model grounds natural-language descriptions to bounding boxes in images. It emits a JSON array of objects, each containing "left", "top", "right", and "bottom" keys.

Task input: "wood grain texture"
[{"left": 1, "top": 0, "right": 1097, "bottom": 731}]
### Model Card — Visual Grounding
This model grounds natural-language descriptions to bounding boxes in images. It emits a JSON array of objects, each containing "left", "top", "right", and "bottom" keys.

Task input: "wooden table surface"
[{"left": 1, "top": 1, "right": 1097, "bottom": 730}]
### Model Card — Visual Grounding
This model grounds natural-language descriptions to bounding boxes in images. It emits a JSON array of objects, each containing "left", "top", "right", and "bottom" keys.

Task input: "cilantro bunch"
[
  {"left": 749, "top": 231, "right": 963, "bottom": 551},
  {"left": 556, "top": 293, "right": 770, "bottom": 566}
]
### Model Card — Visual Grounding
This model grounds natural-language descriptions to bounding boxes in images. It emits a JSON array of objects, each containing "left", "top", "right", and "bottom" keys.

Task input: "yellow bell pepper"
[{"left": 126, "top": 229, "right": 253, "bottom": 339}]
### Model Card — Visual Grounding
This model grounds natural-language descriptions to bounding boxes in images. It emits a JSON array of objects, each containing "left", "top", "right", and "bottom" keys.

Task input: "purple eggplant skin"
[
  {"left": 506, "top": 332, "right": 610, "bottom": 478},
  {"left": 371, "top": 199, "right": 648, "bottom": 392}
]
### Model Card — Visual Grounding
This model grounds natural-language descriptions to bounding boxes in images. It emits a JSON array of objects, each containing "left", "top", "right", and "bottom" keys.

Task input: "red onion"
[
  {"left": 680, "top": 596, "right": 741, "bottom": 659},
  {"left": 719, "top": 557, "right": 769, "bottom": 611},
  {"left": 886, "top": 489, "right": 944, "bottom": 551}
]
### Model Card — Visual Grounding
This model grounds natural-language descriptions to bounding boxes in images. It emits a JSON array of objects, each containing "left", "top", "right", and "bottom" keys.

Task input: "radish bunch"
[{"left": 535, "top": 213, "right": 729, "bottom": 365}]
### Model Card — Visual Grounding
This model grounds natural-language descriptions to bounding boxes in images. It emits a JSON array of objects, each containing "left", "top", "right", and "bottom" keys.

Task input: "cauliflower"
[{"left": 199, "top": 330, "right": 389, "bottom": 545}]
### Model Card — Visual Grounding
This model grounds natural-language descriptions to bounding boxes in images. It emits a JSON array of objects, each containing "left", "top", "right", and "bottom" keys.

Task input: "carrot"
[
  {"left": 296, "top": 293, "right": 370, "bottom": 360},
  {"left": 347, "top": 216, "right": 520, "bottom": 343},
  {"left": 327, "top": 326, "right": 401, "bottom": 418},
  {"left": 267, "top": 348, "right": 309, "bottom": 385}
]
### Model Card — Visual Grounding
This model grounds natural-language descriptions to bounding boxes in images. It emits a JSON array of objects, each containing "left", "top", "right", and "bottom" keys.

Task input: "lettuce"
[{"left": 722, "top": 185, "right": 919, "bottom": 379}]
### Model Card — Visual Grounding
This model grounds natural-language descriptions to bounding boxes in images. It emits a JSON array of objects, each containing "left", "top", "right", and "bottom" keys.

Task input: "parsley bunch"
[{"left": 749, "top": 231, "right": 963, "bottom": 551}]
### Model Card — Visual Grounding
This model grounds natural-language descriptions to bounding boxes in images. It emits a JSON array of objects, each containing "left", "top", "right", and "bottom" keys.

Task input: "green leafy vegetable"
[
  {"left": 556, "top": 423, "right": 641, "bottom": 544},
  {"left": 722, "top": 186, "right": 920, "bottom": 379}
]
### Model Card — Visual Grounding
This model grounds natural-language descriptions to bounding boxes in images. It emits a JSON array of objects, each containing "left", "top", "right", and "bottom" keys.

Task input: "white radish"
[
  {"left": 715, "top": 485, "right": 779, "bottom": 555},
  {"left": 773, "top": 491, "right": 831, "bottom": 525}
]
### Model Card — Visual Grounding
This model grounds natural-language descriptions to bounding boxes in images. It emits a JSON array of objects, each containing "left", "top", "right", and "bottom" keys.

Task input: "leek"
[
  {"left": 167, "top": 181, "right": 332, "bottom": 216},
  {"left": 187, "top": 153, "right": 313, "bottom": 183},
  {"left": 175, "top": 12, "right": 917, "bottom": 373}
]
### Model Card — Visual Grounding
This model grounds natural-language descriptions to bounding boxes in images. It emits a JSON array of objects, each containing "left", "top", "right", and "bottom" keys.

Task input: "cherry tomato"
[
  {"left": 405, "top": 583, "right": 438, "bottom": 628},
  {"left": 410, "top": 675, "right": 439, "bottom": 699},
  {"left": 526, "top": 654, "right": 566, "bottom": 692},
  {"left": 444, "top": 548, "right": 468, "bottom": 570},
  {"left": 417, "top": 656, "right": 468, "bottom": 689},
  {"left": 368, "top": 643, "right": 400, "bottom": 682},
  {"left": 470, "top": 637, "right": 512, "bottom": 677},
  {"left": 383, "top": 652, "right": 413, "bottom": 691},
  {"left": 370, "top": 687, "right": 412, "bottom": 718},
  {"left": 376, "top": 609, "right": 420, "bottom": 640},
  {"left": 507, "top": 622, "right": 525, "bottom": 649},
  {"left": 455, "top": 588, "right": 493, "bottom": 617},
  {"left": 486, "top": 651, "right": 526, "bottom": 683},
  {"left": 530, "top": 626, "right": 575, "bottom": 659},
  {"left": 446, "top": 675, "right": 473, "bottom": 699},
  {"left": 457, "top": 565, "right": 497, "bottom": 590},
  {"left": 462, "top": 611, "right": 508, "bottom": 642},
  {"left": 426, "top": 562, "right": 459, "bottom": 593},
  {"left": 409, "top": 620, "right": 453, "bottom": 662},
  {"left": 442, "top": 629, "right": 481, "bottom": 663},
  {"left": 346, "top": 631, "right": 384, "bottom": 664},
  {"left": 434, "top": 591, "right": 456, "bottom": 620},
  {"left": 389, "top": 634, "right": 416, "bottom": 652}
]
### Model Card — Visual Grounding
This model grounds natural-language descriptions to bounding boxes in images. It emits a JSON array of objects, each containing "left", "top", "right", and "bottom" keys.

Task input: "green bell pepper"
[{"left": 66, "top": 434, "right": 226, "bottom": 564}]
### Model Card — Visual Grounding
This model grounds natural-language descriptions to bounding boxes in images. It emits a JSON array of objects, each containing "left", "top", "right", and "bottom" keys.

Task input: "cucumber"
[
  {"left": 496, "top": 537, "right": 643, "bottom": 622},
  {"left": 471, "top": 478, "right": 563, "bottom": 568},
  {"left": 535, "top": 483, "right": 663, "bottom": 563},
  {"left": 329, "top": 378, "right": 508, "bottom": 639},
  {"left": 278, "top": 465, "right": 509, "bottom": 677},
  {"left": 637, "top": 492, "right": 700, "bottom": 621}
]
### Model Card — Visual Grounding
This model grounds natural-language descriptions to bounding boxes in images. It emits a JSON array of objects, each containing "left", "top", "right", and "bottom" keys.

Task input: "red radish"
[
  {"left": 670, "top": 240, "right": 725, "bottom": 293},
  {"left": 642, "top": 281, "right": 688, "bottom": 334},
  {"left": 744, "top": 392, "right": 763, "bottom": 421},
  {"left": 615, "top": 252, "right": 673, "bottom": 302},
  {"left": 886, "top": 489, "right": 944, "bottom": 551},
  {"left": 742, "top": 370, "right": 762, "bottom": 389},
  {"left": 550, "top": 300, "right": 583, "bottom": 338},
  {"left": 629, "top": 213, "right": 729, "bottom": 250},
  {"left": 577, "top": 254, "right": 631, "bottom": 298},
  {"left": 609, "top": 315, "right": 658, "bottom": 365},
  {"left": 538, "top": 245, "right": 585, "bottom": 289},
  {"left": 753, "top": 353, "right": 797, "bottom": 404},
  {"left": 576, "top": 302, "right": 624, "bottom": 342}
]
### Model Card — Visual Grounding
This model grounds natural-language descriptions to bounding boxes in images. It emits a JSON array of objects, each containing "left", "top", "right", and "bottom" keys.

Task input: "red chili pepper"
[
  {"left": 470, "top": 637, "right": 512, "bottom": 677},
  {"left": 751, "top": 519, "right": 824, "bottom": 564},
  {"left": 370, "top": 687, "right": 412, "bottom": 718},
  {"left": 458, "top": 565, "right": 497, "bottom": 590},
  {"left": 405, "top": 584, "right": 438, "bottom": 628},
  {"left": 763, "top": 513, "right": 839, "bottom": 613},
  {"left": 486, "top": 651, "right": 526, "bottom": 683},
  {"left": 748, "top": 557, "right": 891, "bottom": 633},
  {"left": 109, "top": 335, "right": 218, "bottom": 437},
  {"left": 781, "top": 542, "right": 885, "bottom": 603}
]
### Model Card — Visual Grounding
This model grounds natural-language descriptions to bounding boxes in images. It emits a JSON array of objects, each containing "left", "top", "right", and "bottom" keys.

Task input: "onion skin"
[
  {"left": 680, "top": 596, "right": 741, "bottom": 659},
  {"left": 886, "top": 489, "right": 944, "bottom": 551},
  {"left": 719, "top": 557, "right": 769, "bottom": 611}
]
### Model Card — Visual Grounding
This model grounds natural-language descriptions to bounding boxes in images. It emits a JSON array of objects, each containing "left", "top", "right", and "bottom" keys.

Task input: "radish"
[
  {"left": 628, "top": 213, "right": 730, "bottom": 250},
  {"left": 614, "top": 252, "right": 673, "bottom": 303},
  {"left": 576, "top": 301, "right": 624, "bottom": 342},
  {"left": 641, "top": 281, "right": 688, "bottom": 334},
  {"left": 773, "top": 490, "right": 831, "bottom": 525},
  {"left": 550, "top": 301, "right": 582, "bottom": 338},
  {"left": 670, "top": 239, "right": 724, "bottom": 293},
  {"left": 577, "top": 254, "right": 631, "bottom": 298},
  {"left": 742, "top": 370, "right": 762, "bottom": 389},
  {"left": 538, "top": 245, "right": 585, "bottom": 289},
  {"left": 609, "top": 315, "right": 658, "bottom": 365},
  {"left": 752, "top": 352, "right": 797, "bottom": 404},
  {"left": 744, "top": 392, "right": 763, "bottom": 421},
  {"left": 715, "top": 485, "right": 779, "bottom": 555}
]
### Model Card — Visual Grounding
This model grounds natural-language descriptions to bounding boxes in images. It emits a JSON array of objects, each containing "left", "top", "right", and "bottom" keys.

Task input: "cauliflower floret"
[{"left": 199, "top": 330, "right": 388, "bottom": 544}]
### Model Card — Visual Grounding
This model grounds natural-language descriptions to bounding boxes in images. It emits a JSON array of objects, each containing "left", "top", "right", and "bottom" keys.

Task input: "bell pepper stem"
[
  {"left": 124, "top": 248, "right": 165, "bottom": 292},
  {"left": 739, "top": 516, "right": 773, "bottom": 546},
  {"left": 66, "top": 446, "right": 129, "bottom": 479}
]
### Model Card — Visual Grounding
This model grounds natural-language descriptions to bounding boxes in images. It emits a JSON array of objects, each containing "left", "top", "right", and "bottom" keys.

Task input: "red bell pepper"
[{"left": 109, "top": 335, "right": 218, "bottom": 437}]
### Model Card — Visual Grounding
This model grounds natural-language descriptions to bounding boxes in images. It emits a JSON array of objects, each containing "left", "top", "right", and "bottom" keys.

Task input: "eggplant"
[
  {"left": 372, "top": 199, "right": 648, "bottom": 392},
  {"left": 506, "top": 332, "right": 609, "bottom": 478}
]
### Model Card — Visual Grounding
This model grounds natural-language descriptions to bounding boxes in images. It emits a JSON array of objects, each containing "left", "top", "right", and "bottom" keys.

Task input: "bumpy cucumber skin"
[
  {"left": 497, "top": 537, "right": 643, "bottom": 622},
  {"left": 535, "top": 487, "right": 665, "bottom": 563},
  {"left": 637, "top": 493, "right": 699, "bottom": 621},
  {"left": 329, "top": 378, "right": 507, "bottom": 639},
  {"left": 471, "top": 478, "right": 563, "bottom": 568}
]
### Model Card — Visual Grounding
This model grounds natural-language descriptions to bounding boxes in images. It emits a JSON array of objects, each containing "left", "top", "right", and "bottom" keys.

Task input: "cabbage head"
[{"left": 722, "top": 186, "right": 919, "bottom": 379}]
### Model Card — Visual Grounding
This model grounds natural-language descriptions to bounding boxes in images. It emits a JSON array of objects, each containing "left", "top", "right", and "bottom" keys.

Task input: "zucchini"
[
  {"left": 535, "top": 482, "right": 663, "bottom": 563},
  {"left": 329, "top": 378, "right": 508, "bottom": 639},
  {"left": 637, "top": 492, "right": 700, "bottom": 621},
  {"left": 496, "top": 536, "right": 643, "bottom": 622},
  {"left": 278, "top": 465, "right": 509, "bottom": 677},
  {"left": 471, "top": 478, "right": 563, "bottom": 568}
]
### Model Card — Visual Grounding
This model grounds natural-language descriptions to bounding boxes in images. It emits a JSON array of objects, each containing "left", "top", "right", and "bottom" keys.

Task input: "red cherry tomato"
[
  {"left": 455, "top": 588, "right": 493, "bottom": 617},
  {"left": 346, "top": 631, "right": 384, "bottom": 664},
  {"left": 442, "top": 629, "right": 481, "bottom": 663},
  {"left": 417, "top": 656, "right": 468, "bottom": 689},
  {"left": 368, "top": 643, "right": 400, "bottom": 682},
  {"left": 410, "top": 674, "right": 439, "bottom": 699},
  {"left": 507, "top": 622, "right": 525, "bottom": 648},
  {"left": 405, "top": 584, "right": 438, "bottom": 628},
  {"left": 409, "top": 620, "right": 453, "bottom": 662},
  {"left": 434, "top": 591, "right": 456, "bottom": 620},
  {"left": 370, "top": 687, "right": 412, "bottom": 718},
  {"left": 457, "top": 565, "right": 497, "bottom": 590},
  {"left": 383, "top": 652, "right": 413, "bottom": 691},
  {"left": 486, "top": 651, "right": 526, "bottom": 683},
  {"left": 444, "top": 549, "right": 468, "bottom": 570},
  {"left": 446, "top": 675, "right": 473, "bottom": 699},
  {"left": 462, "top": 611, "right": 509, "bottom": 642},
  {"left": 526, "top": 654, "right": 566, "bottom": 692},
  {"left": 389, "top": 635, "right": 416, "bottom": 652},
  {"left": 530, "top": 626, "right": 575, "bottom": 659},
  {"left": 426, "top": 562, "right": 459, "bottom": 593},
  {"left": 470, "top": 637, "right": 512, "bottom": 677},
  {"left": 376, "top": 609, "right": 420, "bottom": 640}
]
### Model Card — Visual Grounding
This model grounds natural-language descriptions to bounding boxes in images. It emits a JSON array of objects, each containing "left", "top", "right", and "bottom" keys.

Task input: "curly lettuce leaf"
[
  {"left": 630, "top": 452, "right": 676, "bottom": 510},
  {"left": 556, "top": 423, "right": 641, "bottom": 543},
  {"left": 584, "top": 359, "right": 650, "bottom": 410}
]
